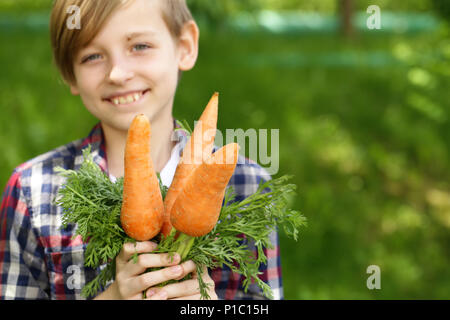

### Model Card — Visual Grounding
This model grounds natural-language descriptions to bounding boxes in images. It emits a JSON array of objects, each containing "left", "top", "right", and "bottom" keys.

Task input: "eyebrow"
[
  {"left": 78, "top": 30, "right": 158, "bottom": 55},
  {"left": 125, "top": 31, "right": 157, "bottom": 41}
]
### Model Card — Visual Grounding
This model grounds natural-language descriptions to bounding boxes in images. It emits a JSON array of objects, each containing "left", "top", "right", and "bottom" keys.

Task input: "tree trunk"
[{"left": 340, "top": 0, "right": 354, "bottom": 38}]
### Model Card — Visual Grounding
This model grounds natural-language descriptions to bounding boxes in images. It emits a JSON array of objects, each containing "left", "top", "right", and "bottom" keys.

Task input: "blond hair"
[{"left": 50, "top": 0, "right": 194, "bottom": 84}]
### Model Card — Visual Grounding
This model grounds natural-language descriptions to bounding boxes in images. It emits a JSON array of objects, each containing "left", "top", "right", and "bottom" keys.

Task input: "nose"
[{"left": 107, "top": 59, "right": 134, "bottom": 85}]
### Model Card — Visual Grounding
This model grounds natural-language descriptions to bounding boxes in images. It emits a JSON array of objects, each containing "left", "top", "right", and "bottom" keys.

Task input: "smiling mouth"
[{"left": 105, "top": 89, "right": 150, "bottom": 106}]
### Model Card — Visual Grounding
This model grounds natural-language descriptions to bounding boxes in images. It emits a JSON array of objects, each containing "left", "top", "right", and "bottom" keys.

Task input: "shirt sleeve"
[
  {"left": 211, "top": 217, "right": 284, "bottom": 300},
  {"left": 236, "top": 229, "right": 283, "bottom": 300},
  {"left": 0, "top": 171, "right": 50, "bottom": 300}
]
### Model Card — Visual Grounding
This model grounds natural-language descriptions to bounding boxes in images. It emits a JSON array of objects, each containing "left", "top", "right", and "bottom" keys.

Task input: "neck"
[{"left": 101, "top": 110, "right": 176, "bottom": 178}]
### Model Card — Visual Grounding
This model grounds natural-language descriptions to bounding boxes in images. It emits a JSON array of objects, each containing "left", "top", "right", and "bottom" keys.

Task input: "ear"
[
  {"left": 177, "top": 20, "right": 200, "bottom": 71},
  {"left": 70, "top": 83, "right": 80, "bottom": 96}
]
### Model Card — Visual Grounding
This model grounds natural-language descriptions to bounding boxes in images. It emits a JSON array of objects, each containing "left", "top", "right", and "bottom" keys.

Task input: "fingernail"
[
  {"left": 167, "top": 253, "right": 179, "bottom": 264},
  {"left": 149, "top": 242, "right": 158, "bottom": 250},
  {"left": 158, "top": 290, "right": 168, "bottom": 299},
  {"left": 170, "top": 265, "right": 182, "bottom": 275},
  {"left": 172, "top": 253, "right": 180, "bottom": 263},
  {"left": 147, "top": 289, "right": 156, "bottom": 297}
]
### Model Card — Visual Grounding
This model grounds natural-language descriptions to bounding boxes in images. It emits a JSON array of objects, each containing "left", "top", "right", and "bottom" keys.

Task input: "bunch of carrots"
[
  {"left": 121, "top": 93, "right": 238, "bottom": 259},
  {"left": 56, "top": 92, "right": 306, "bottom": 299}
]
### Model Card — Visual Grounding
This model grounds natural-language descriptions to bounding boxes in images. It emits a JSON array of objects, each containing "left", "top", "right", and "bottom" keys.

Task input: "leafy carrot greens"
[{"left": 55, "top": 144, "right": 306, "bottom": 299}]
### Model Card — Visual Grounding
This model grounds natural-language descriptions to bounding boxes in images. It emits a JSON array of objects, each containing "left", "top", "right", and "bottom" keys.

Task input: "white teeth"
[{"left": 111, "top": 91, "right": 144, "bottom": 105}]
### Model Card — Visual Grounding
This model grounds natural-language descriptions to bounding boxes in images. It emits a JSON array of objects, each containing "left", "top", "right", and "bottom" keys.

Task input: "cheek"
[
  {"left": 73, "top": 72, "right": 104, "bottom": 112},
  {"left": 75, "top": 71, "right": 104, "bottom": 99},
  {"left": 74, "top": 64, "right": 105, "bottom": 89},
  {"left": 137, "top": 51, "right": 180, "bottom": 84}
]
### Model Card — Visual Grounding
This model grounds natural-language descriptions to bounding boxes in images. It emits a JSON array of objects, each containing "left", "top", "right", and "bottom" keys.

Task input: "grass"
[{"left": 0, "top": 21, "right": 449, "bottom": 299}]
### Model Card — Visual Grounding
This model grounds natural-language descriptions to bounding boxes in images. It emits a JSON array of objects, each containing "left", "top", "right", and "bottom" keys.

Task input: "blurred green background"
[{"left": 1, "top": 0, "right": 449, "bottom": 299}]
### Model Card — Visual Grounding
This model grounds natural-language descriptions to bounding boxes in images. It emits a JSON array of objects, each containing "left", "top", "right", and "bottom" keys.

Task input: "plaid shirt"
[{"left": 0, "top": 122, "right": 283, "bottom": 300}]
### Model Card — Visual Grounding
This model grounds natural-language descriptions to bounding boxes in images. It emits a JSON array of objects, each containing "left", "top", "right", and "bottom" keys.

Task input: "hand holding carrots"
[
  {"left": 95, "top": 241, "right": 216, "bottom": 300},
  {"left": 145, "top": 263, "right": 218, "bottom": 300}
]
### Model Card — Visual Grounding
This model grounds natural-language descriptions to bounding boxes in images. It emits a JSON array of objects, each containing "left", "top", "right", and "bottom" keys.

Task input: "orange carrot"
[
  {"left": 170, "top": 143, "right": 240, "bottom": 237},
  {"left": 120, "top": 114, "right": 164, "bottom": 241},
  {"left": 161, "top": 93, "right": 219, "bottom": 236}
]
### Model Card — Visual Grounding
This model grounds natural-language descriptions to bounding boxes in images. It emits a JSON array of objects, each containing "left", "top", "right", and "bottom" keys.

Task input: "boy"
[{"left": 0, "top": 0, "right": 282, "bottom": 300}]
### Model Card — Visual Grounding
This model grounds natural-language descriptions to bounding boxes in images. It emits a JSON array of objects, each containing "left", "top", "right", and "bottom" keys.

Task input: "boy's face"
[{"left": 70, "top": 0, "right": 198, "bottom": 132}]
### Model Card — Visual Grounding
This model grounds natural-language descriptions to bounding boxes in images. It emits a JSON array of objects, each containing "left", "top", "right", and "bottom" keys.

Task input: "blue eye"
[
  {"left": 133, "top": 43, "right": 150, "bottom": 52},
  {"left": 82, "top": 54, "right": 101, "bottom": 63}
]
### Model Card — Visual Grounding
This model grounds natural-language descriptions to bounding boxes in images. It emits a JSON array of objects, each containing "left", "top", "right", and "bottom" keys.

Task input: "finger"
[
  {"left": 174, "top": 260, "right": 197, "bottom": 281},
  {"left": 125, "top": 252, "right": 181, "bottom": 276},
  {"left": 191, "top": 264, "right": 208, "bottom": 279},
  {"left": 159, "top": 278, "right": 200, "bottom": 299},
  {"left": 145, "top": 286, "right": 162, "bottom": 297},
  {"left": 117, "top": 241, "right": 158, "bottom": 264},
  {"left": 170, "top": 293, "right": 202, "bottom": 300},
  {"left": 200, "top": 265, "right": 215, "bottom": 286},
  {"left": 170, "top": 289, "right": 218, "bottom": 300},
  {"left": 145, "top": 289, "right": 168, "bottom": 300},
  {"left": 132, "top": 264, "right": 185, "bottom": 292},
  {"left": 191, "top": 265, "right": 217, "bottom": 300},
  {"left": 200, "top": 264, "right": 209, "bottom": 276}
]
